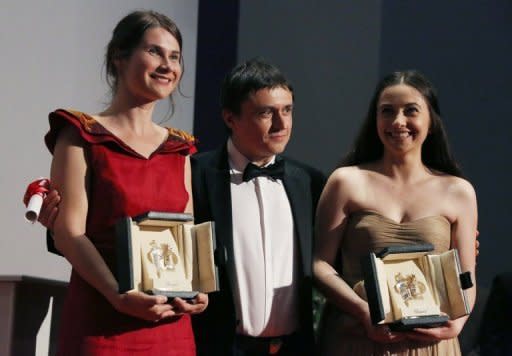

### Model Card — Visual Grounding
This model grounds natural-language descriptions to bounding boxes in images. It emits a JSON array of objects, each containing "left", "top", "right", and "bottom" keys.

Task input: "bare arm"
[
  {"left": 314, "top": 171, "right": 364, "bottom": 315},
  {"left": 408, "top": 178, "right": 478, "bottom": 341},
  {"left": 450, "top": 179, "right": 478, "bottom": 311},
  {"left": 51, "top": 126, "right": 175, "bottom": 321}
]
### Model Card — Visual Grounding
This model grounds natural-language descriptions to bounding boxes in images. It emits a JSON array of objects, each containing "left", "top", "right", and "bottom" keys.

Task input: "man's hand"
[{"left": 38, "top": 189, "right": 61, "bottom": 230}]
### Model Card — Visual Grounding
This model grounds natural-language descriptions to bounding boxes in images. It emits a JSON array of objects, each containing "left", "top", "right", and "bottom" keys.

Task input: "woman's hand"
[
  {"left": 365, "top": 325, "right": 405, "bottom": 344},
  {"left": 360, "top": 307, "right": 406, "bottom": 344},
  {"left": 404, "top": 319, "right": 463, "bottom": 342},
  {"left": 112, "top": 291, "right": 208, "bottom": 322},
  {"left": 111, "top": 291, "right": 177, "bottom": 322},
  {"left": 172, "top": 292, "right": 209, "bottom": 315}
]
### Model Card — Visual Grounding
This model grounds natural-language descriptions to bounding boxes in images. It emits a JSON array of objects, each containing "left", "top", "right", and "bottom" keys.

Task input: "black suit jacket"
[{"left": 190, "top": 144, "right": 326, "bottom": 355}]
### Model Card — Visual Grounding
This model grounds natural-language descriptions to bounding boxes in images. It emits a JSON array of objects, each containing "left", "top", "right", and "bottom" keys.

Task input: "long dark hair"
[
  {"left": 105, "top": 10, "right": 183, "bottom": 115},
  {"left": 341, "top": 70, "right": 463, "bottom": 177}
]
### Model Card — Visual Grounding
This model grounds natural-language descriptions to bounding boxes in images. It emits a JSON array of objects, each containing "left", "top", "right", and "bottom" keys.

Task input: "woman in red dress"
[{"left": 47, "top": 11, "right": 207, "bottom": 355}]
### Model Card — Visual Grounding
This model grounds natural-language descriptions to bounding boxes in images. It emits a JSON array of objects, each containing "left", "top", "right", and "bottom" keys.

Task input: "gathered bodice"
[{"left": 339, "top": 210, "right": 451, "bottom": 287}]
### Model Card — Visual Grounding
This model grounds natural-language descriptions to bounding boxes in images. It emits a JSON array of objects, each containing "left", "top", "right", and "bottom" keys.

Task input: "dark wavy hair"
[
  {"left": 105, "top": 10, "right": 183, "bottom": 115},
  {"left": 341, "top": 70, "right": 463, "bottom": 177}
]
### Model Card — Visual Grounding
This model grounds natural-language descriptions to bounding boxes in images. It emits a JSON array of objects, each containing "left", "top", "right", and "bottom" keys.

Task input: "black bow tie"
[{"left": 242, "top": 160, "right": 285, "bottom": 182}]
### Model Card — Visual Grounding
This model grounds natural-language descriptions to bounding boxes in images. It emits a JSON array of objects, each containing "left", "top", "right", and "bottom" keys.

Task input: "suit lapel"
[
  {"left": 282, "top": 158, "right": 313, "bottom": 277},
  {"left": 204, "top": 146, "right": 238, "bottom": 290}
]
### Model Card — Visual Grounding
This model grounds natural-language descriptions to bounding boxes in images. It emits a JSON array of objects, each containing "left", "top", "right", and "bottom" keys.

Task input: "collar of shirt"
[{"left": 227, "top": 138, "right": 276, "bottom": 176}]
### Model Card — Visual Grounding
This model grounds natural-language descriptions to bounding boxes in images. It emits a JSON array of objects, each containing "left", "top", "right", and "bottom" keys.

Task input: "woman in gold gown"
[{"left": 313, "top": 70, "right": 477, "bottom": 355}]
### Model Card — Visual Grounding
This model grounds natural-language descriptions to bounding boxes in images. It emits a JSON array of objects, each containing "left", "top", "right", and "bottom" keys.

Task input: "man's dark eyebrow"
[{"left": 255, "top": 105, "right": 273, "bottom": 111}]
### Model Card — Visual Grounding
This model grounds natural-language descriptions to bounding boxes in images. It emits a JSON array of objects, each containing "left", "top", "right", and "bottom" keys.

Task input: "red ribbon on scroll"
[{"left": 23, "top": 178, "right": 51, "bottom": 223}]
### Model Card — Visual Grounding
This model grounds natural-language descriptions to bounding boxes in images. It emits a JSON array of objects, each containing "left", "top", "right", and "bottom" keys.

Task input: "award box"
[
  {"left": 116, "top": 211, "right": 219, "bottom": 299},
  {"left": 361, "top": 244, "right": 473, "bottom": 331}
]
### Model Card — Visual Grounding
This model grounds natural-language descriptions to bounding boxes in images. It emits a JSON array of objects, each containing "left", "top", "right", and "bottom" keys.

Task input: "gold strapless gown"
[{"left": 318, "top": 210, "right": 461, "bottom": 356}]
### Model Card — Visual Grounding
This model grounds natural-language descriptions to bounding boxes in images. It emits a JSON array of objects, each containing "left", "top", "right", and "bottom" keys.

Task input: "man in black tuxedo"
[
  {"left": 191, "top": 59, "right": 325, "bottom": 355},
  {"left": 37, "top": 58, "right": 326, "bottom": 355}
]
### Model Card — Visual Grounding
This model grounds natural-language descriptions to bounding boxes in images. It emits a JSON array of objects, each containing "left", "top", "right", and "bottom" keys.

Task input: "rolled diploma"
[{"left": 25, "top": 193, "right": 44, "bottom": 223}]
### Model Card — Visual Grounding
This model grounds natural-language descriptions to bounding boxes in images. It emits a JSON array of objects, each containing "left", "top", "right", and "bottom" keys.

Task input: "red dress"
[{"left": 45, "top": 109, "right": 197, "bottom": 355}]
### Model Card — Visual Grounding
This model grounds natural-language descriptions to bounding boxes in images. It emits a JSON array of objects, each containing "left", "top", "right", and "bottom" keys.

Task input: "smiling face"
[
  {"left": 224, "top": 86, "right": 293, "bottom": 165},
  {"left": 116, "top": 27, "right": 182, "bottom": 103},
  {"left": 376, "top": 84, "right": 431, "bottom": 156}
]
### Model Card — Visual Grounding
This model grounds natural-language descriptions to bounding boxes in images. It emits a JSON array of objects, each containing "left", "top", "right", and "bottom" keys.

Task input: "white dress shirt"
[{"left": 227, "top": 139, "right": 299, "bottom": 337}]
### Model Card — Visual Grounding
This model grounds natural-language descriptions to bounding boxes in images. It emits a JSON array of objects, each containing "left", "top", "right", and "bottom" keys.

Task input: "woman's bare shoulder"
[
  {"left": 321, "top": 166, "right": 371, "bottom": 209},
  {"left": 437, "top": 174, "right": 477, "bottom": 206},
  {"left": 330, "top": 165, "right": 370, "bottom": 181}
]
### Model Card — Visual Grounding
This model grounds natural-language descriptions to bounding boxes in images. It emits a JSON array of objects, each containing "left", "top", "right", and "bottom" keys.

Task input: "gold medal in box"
[
  {"left": 116, "top": 211, "right": 219, "bottom": 299},
  {"left": 359, "top": 244, "right": 473, "bottom": 331}
]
